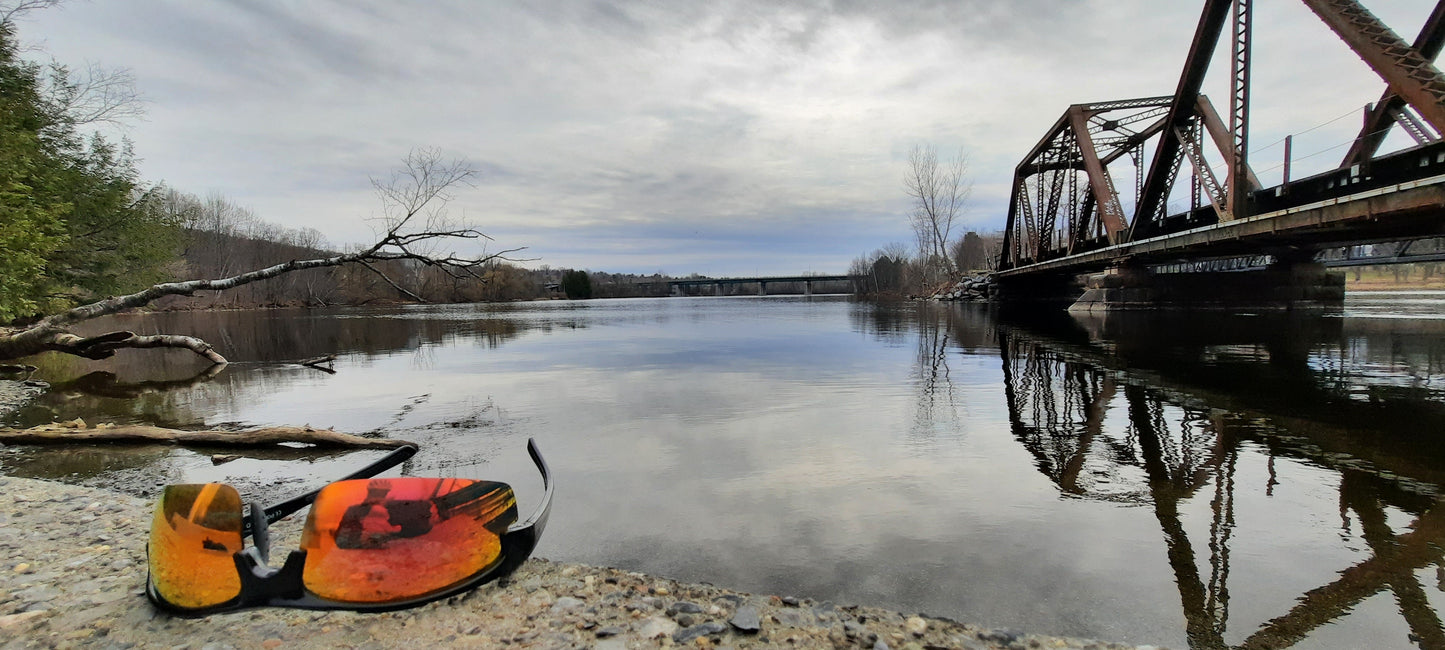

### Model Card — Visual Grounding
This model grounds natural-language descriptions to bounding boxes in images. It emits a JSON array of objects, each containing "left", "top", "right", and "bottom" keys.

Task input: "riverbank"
[
  {"left": 0, "top": 380, "right": 44, "bottom": 420},
  {"left": 0, "top": 475, "right": 1150, "bottom": 649}
]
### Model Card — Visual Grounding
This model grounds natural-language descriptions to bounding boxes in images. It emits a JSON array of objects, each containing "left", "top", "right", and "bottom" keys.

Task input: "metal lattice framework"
[{"left": 999, "top": 0, "right": 1445, "bottom": 272}]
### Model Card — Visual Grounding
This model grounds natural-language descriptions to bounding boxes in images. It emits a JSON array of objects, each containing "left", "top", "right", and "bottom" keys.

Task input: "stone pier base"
[{"left": 1068, "top": 263, "right": 1345, "bottom": 312}]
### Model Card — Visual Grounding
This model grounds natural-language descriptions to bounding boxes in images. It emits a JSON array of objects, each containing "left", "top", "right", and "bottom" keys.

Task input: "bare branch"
[
  {"left": 48, "top": 60, "right": 145, "bottom": 127},
  {"left": 359, "top": 261, "right": 426, "bottom": 302},
  {"left": 0, "top": 0, "right": 62, "bottom": 27},
  {"left": 0, "top": 150, "right": 528, "bottom": 366}
]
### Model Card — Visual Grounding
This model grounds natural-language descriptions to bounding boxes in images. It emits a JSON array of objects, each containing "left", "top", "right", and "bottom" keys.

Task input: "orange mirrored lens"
[
  {"left": 148, "top": 484, "right": 244, "bottom": 609},
  {"left": 300, "top": 477, "right": 518, "bottom": 603}
]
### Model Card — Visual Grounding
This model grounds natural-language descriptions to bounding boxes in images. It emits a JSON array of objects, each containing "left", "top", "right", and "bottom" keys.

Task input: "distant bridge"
[{"left": 667, "top": 275, "right": 852, "bottom": 296}]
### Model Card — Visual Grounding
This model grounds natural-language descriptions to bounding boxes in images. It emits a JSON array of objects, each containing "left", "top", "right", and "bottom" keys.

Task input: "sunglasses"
[{"left": 146, "top": 438, "right": 552, "bottom": 615}]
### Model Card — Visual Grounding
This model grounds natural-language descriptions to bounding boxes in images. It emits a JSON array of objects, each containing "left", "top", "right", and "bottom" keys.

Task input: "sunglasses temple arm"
[
  {"left": 242, "top": 444, "right": 420, "bottom": 538},
  {"left": 510, "top": 438, "right": 553, "bottom": 537}
]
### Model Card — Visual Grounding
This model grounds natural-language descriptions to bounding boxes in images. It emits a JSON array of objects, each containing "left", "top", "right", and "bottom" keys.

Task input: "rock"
[
  {"left": 906, "top": 616, "right": 928, "bottom": 637},
  {"left": 729, "top": 605, "right": 761, "bottom": 633},
  {"left": 676, "top": 613, "right": 696, "bottom": 627},
  {"left": 639, "top": 616, "right": 678, "bottom": 639},
  {"left": 673, "top": 621, "right": 728, "bottom": 644},
  {"left": 210, "top": 454, "right": 241, "bottom": 465},
  {"left": 780, "top": 596, "right": 800, "bottom": 607},
  {"left": 874, "top": 640, "right": 891, "bottom": 650},
  {"left": 980, "top": 629, "right": 1021, "bottom": 645},
  {"left": 595, "top": 626, "right": 624, "bottom": 638},
  {"left": 668, "top": 601, "right": 704, "bottom": 616},
  {"left": 0, "top": 610, "right": 48, "bottom": 628},
  {"left": 551, "top": 596, "right": 585, "bottom": 612}
]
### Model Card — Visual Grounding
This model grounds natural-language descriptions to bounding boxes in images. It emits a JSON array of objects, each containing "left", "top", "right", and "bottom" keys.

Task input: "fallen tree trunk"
[{"left": 0, "top": 423, "right": 412, "bottom": 449}]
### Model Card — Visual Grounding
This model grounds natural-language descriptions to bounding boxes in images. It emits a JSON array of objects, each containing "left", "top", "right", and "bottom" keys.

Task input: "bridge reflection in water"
[{"left": 997, "top": 310, "right": 1445, "bottom": 649}]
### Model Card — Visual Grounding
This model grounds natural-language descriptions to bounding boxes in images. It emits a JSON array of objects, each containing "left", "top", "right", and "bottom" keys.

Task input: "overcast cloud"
[{"left": 17, "top": 0, "right": 1443, "bottom": 275}]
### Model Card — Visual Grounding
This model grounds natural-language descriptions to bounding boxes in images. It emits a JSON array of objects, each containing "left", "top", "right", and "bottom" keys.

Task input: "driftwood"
[
  {"left": 295, "top": 355, "right": 338, "bottom": 373},
  {"left": 0, "top": 422, "right": 412, "bottom": 449}
]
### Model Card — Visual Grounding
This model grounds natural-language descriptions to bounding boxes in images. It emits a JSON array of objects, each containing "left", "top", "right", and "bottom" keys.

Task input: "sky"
[{"left": 14, "top": 0, "right": 1444, "bottom": 276}]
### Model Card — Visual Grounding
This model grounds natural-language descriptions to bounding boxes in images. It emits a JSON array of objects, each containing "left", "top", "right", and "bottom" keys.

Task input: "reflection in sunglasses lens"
[
  {"left": 149, "top": 483, "right": 245, "bottom": 609},
  {"left": 300, "top": 477, "right": 519, "bottom": 602}
]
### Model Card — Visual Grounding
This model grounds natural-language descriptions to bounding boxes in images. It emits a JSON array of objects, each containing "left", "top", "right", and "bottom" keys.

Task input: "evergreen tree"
[
  {"left": 561, "top": 269, "right": 592, "bottom": 299},
  {"left": 0, "top": 18, "right": 181, "bottom": 321}
]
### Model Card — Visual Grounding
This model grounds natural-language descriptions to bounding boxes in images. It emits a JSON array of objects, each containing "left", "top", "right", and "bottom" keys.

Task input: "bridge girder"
[{"left": 999, "top": 0, "right": 1445, "bottom": 274}]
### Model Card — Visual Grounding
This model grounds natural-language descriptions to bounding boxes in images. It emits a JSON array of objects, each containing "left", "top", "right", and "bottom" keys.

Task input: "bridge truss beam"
[
  {"left": 998, "top": 0, "right": 1445, "bottom": 277},
  {"left": 1342, "top": 0, "right": 1445, "bottom": 166}
]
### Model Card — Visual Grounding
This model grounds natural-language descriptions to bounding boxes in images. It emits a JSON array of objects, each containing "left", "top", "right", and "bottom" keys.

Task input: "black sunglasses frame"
[{"left": 146, "top": 438, "right": 553, "bottom": 616}]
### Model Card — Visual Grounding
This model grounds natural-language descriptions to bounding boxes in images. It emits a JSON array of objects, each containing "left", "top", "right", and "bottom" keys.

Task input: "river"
[{"left": 3, "top": 293, "right": 1445, "bottom": 649}]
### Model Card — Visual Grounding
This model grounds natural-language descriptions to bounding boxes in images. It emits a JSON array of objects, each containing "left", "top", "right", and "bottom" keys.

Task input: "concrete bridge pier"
[
  {"left": 758, "top": 281, "right": 767, "bottom": 296},
  {"left": 804, "top": 280, "right": 812, "bottom": 296},
  {"left": 990, "top": 272, "right": 1087, "bottom": 310},
  {"left": 1067, "top": 259, "right": 1344, "bottom": 313}
]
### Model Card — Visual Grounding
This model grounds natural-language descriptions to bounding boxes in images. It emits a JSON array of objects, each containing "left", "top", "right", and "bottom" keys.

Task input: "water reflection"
[
  {"left": 4, "top": 297, "right": 1445, "bottom": 648},
  {"left": 998, "top": 309, "right": 1445, "bottom": 649}
]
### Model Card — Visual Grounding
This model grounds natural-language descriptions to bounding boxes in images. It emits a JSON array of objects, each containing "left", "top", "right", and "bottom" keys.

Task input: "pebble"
[
  {"left": 729, "top": 605, "right": 761, "bottom": 633},
  {"left": 674, "top": 621, "right": 729, "bottom": 644},
  {"left": 639, "top": 616, "right": 679, "bottom": 639},
  {"left": 668, "top": 601, "right": 704, "bottom": 616},
  {"left": 906, "top": 615, "right": 928, "bottom": 637}
]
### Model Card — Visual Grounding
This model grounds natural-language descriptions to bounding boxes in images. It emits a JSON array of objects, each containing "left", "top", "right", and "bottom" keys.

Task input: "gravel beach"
[{"left": 0, "top": 474, "right": 1156, "bottom": 650}]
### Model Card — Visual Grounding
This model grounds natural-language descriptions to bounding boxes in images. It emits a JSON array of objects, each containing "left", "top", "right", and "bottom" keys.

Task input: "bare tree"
[
  {"left": 3, "top": 2, "right": 146, "bottom": 128},
  {"left": 0, "top": 149, "right": 524, "bottom": 365},
  {"left": 904, "top": 144, "right": 970, "bottom": 284}
]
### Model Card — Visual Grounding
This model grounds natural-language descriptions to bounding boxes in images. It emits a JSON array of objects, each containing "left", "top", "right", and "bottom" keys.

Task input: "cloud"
[{"left": 19, "top": 0, "right": 1443, "bottom": 275}]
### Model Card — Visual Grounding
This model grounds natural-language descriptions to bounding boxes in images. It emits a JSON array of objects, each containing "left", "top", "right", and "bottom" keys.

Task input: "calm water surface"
[{"left": 5, "top": 294, "right": 1445, "bottom": 649}]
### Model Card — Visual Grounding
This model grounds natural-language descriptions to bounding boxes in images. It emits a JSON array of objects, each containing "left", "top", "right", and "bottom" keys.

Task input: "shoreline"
[{"left": 0, "top": 475, "right": 1150, "bottom": 649}]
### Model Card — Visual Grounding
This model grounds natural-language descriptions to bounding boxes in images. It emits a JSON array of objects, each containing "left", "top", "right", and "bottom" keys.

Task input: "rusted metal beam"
[
  {"left": 995, "top": 177, "right": 1445, "bottom": 278},
  {"left": 1301, "top": 0, "right": 1445, "bottom": 136},
  {"left": 1228, "top": 0, "right": 1254, "bottom": 219},
  {"left": 1342, "top": 0, "right": 1445, "bottom": 166},
  {"left": 1196, "top": 95, "right": 1261, "bottom": 190},
  {"left": 1136, "top": 0, "right": 1236, "bottom": 233},
  {"left": 1070, "top": 107, "right": 1130, "bottom": 243},
  {"left": 1176, "top": 125, "right": 1230, "bottom": 221}
]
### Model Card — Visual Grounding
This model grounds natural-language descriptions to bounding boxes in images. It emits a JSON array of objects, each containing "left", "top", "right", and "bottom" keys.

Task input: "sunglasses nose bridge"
[{"left": 247, "top": 501, "right": 272, "bottom": 564}]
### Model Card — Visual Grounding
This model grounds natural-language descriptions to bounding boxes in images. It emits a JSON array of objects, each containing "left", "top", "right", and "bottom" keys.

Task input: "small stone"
[
  {"left": 0, "top": 610, "right": 48, "bottom": 628},
  {"left": 654, "top": 586, "right": 671, "bottom": 596},
  {"left": 873, "top": 640, "right": 891, "bottom": 650},
  {"left": 261, "top": 640, "right": 283, "bottom": 650},
  {"left": 980, "top": 629, "right": 1021, "bottom": 645},
  {"left": 595, "top": 626, "right": 625, "bottom": 638},
  {"left": 906, "top": 616, "right": 928, "bottom": 637},
  {"left": 781, "top": 596, "right": 800, "bottom": 606},
  {"left": 12, "top": 563, "right": 31, "bottom": 574},
  {"left": 584, "top": 576, "right": 596, "bottom": 588},
  {"left": 552, "top": 596, "right": 585, "bottom": 612},
  {"left": 211, "top": 454, "right": 241, "bottom": 465},
  {"left": 673, "top": 621, "right": 728, "bottom": 644},
  {"left": 561, "top": 566, "right": 580, "bottom": 577},
  {"left": 676, "top": 613, "right": 696, "bottom": 627},
  {"left": 668, "top": 601, "right": 704, "bottom": 616},
  {"left": 639, "top": 616, "right": 679, "bottom": 639},
  {"left": 729, "top": 605, "right": 761, "bottom": 633}
]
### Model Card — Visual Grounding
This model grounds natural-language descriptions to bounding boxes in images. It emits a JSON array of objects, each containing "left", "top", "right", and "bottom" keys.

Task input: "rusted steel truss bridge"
[{"left": 996, "top": 0, "right": 1445, "bottom": 307}]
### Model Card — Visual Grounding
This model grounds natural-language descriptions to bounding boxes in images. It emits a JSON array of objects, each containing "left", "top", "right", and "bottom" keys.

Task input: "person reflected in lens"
[{"left": 335, "top": 480, "right": 441, "bottom": 549}]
